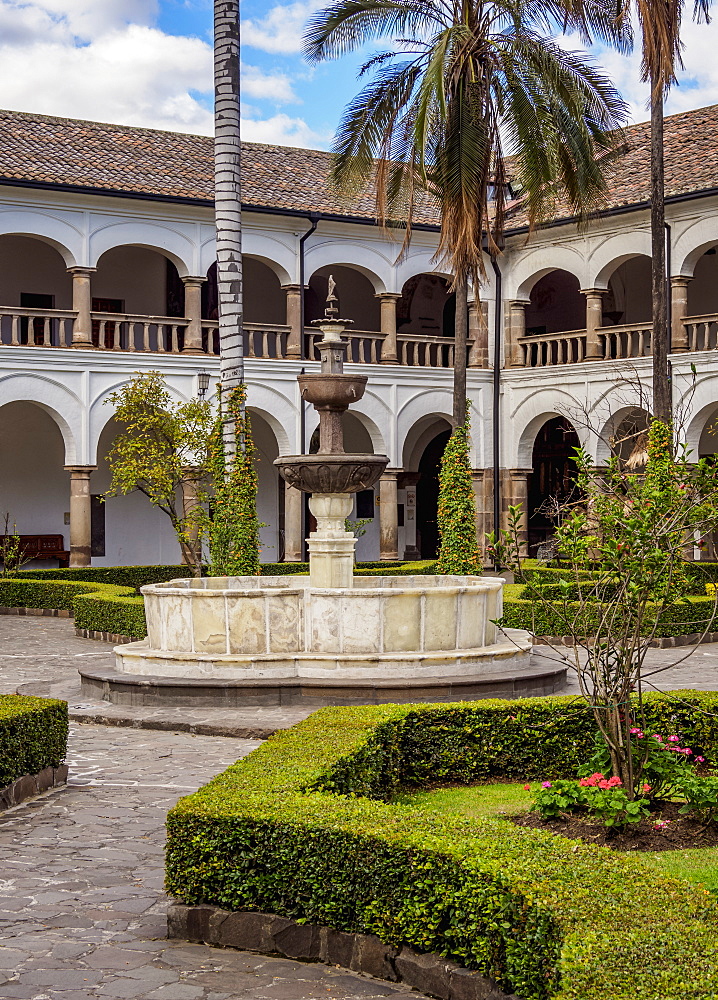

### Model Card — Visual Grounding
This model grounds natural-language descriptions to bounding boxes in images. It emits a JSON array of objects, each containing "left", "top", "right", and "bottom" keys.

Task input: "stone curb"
[
  {"left": 0, "top": 764, "right": 69, "bottom": 810},
  {"left": 66, "top": 711, "right": 281, "bottom": 739},
  {"left": 167, "top": 904, "right": 520, "bottom": 1000},
  {"left": 75, "top": 627, "right": 134, "bottom": 644},
  {"left": 0, "top": 606, "right": 72, "bottom": 618},
  {"left": 533, "top": 631, "right": 718, "bottom": 649}
]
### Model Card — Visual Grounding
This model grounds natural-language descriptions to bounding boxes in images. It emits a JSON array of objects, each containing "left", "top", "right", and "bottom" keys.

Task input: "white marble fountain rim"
[{"left": 140, "top": 575, "right": 506, "bottom": 597}]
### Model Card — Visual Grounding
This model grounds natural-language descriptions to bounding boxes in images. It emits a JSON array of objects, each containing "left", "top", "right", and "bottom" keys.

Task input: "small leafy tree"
[
  {"left": 0, "top": 514, "right": 32, "bottom": 577},
  {"left": 490, "top": 420, "right": 718, "bottom": 797},
  {"left": 436, "top": 408, "right": 481, "bottom": 574},
  {"left": 105, "top": 372, "right": 214, "bottom": 576},
  {"left": 208, "top": 385, "right": 261, "bottom": 577}
]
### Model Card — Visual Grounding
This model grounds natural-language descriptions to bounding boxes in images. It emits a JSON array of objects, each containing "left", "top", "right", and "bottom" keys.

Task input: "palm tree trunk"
[
  {"left": 214, "top": 0, "right": 244, "bottom": 459},
  {"left": 650, "top": 65, "right": 671, "bottom": 424},
  {"left": 453, "top": 272, "right": 468, "bottom": 427}
]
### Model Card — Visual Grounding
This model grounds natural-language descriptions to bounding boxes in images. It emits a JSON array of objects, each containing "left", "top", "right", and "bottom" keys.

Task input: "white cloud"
[
  {"left": 240, "top": 111, "right": 328, "bottom": 147},
  {"left": 0, "top": 1, "right": 321, "bottom": 143},
  {"left": 242, "top": 1, "right": 325, "bottom": 55}
]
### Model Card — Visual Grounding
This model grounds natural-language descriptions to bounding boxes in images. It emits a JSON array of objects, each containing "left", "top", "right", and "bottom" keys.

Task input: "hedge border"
[
  {"left": 0, "top": 695, "right": 68, "bottom": 788},
  {"left": 166, "top": 698, "right": 718, "bottom": 1000}
]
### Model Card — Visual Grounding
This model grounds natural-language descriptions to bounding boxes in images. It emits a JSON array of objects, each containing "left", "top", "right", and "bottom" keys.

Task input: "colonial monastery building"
[{"left": 2, "top": 105, "right": 718, "bottom": 567}]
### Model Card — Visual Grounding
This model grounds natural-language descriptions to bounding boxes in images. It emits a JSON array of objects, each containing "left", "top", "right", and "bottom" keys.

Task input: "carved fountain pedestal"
[{"left": 80, "top": 289, "right": 566, "bottom": 707}]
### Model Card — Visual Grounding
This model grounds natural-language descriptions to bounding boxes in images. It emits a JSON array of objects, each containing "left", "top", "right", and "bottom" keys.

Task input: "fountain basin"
[
  {"left": 275, "top": 454, "right": 388, "bottom": 493},
  {"left": 298, "top": 373, "right": 367, "bottom": 408}
]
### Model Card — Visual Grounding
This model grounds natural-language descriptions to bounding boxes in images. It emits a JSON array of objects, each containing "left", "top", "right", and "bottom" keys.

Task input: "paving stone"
[{"left": 0, "top": 613, "right": 431, "bottom": 1000}]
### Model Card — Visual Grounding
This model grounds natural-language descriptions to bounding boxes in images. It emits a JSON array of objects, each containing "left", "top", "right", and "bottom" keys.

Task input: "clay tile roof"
[
  {"left": 0, "top": 107, "right": 442, "bottom": 226},
  {"left": 0, "top": 104, "right": 717, "bottom": 231},
  {"left": 505, "top": 102, "right": 718, "bottom": 230}
]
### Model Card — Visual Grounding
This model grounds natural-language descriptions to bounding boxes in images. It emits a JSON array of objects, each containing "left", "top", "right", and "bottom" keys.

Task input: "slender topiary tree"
[
  {"left": 436, "top": 407, "right": 481, "bottom": 575},
  {"left": 208, "top": 385, "right": 261, "bottom": 576}
]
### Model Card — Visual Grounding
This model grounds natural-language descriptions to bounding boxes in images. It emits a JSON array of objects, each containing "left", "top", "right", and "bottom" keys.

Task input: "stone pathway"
[{"left": 0, "top": 724, "right": 429, "bottom": 1000}]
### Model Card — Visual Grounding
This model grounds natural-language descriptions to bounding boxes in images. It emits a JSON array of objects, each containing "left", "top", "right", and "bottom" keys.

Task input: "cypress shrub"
[{"left": 436, "top": 416, "right": 481, "bottom": 575}]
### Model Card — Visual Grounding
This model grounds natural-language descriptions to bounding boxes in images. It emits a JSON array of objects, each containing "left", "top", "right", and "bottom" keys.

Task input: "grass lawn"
[{"left": 398, "top": 782, "right": 718, "bottom": 893}]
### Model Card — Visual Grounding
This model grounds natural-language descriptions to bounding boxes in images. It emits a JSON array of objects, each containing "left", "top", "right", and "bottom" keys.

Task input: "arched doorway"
[
  {"left": 398, "top": 273, "right": 453, "bottom": 337},
  {"left": 416, "top": 428, "right": 452, "bottom": 559},
  {"left": 528, "top": 416, "right": 580, "bottom": 552},
  {"left": 525, "top": 270, "right": 585, "bottom": 335},
  {"left": 0, "top": 402, "right": 69, "bottom": 564},
  {"left": 0, "top": 235, "right": 73, "bottom": 346},
  {"left": 306, "top": 265, "right": 380, "bottom": 330}
]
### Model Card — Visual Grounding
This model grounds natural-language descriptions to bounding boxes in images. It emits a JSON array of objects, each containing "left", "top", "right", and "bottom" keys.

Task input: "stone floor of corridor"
[{"left": 3, "top": 616, "right": 718, "bottom": 1000}]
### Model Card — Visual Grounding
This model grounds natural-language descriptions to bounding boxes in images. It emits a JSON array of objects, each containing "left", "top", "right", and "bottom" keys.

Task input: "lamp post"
[{"left": 197, "top": 369, "right": 211, "bottom": 399}]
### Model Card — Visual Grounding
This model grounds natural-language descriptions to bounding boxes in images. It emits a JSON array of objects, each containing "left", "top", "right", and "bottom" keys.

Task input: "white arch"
[
  {"left": 89, "top": 222, "right": 195, "bottom": 276},
  {"left": 593, "top": 405, "right": 651, "bottom": 466},
  {"left": 508, "top": 245, "right": 586, "bottom": 300},
  {"left": 402, "top": 413, "right": 453, "bottom": 471},
  {"left": 588, "top": 231, "right": 652, "bottom": 289},
  {"left": 0, "top": 210, "right": 82, "bottom": 267},
  {"left": 0, "top": 373, "right": 81, "bottom": 463},
  {"left": 305, "top": 241, "right": 390, "bottom": 293},
  {"left": 674, "top": 218, "right": 718, "bottom": 277},
  {"left": 681, "top": 374, "right": 718, "bottom": 455},
  {"left": 508, "top": 389, "right": 589, "bottom": 467},
  {"left": 89, "top": 377, "right": 194, "bottom": 464},
  {"left": 201, "top": 232, "right": 295, "bottom": 285}
]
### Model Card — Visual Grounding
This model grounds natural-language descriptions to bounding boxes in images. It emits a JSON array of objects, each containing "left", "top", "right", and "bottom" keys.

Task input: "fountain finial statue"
[{"left": 325, "top": 274, "right": 338, "bottom": 318}]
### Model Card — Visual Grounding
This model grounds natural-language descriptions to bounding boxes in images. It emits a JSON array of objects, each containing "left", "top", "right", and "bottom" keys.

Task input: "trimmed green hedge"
[
  {"left": 503, "top": 586, "right": 718, "bottom": 638},
  {"left": 0, "top": 578, "right": 147, "bottom": 639},
  {"left": 0, "top": 695, "right": 68, "bottom": 787},
  {"left": 166, "top": 698, "right": 718, "bottom": 1000}
]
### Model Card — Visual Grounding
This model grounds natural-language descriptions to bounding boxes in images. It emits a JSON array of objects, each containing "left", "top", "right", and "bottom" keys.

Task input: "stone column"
[
  {"left": 379, "top": 469, "right": 400, "bottom": 560},
  {"left": 283, "top": 284, "right": 303, "bottom": 359},
  {"left": 68, "top": 267, "right": 96, "bottom": 348},
  {"left": 472, "top": 469, "right": 494, "bottom": 564},
  {"left": 284, "top": 483, "right": 303, "bottom": 561},
  {"left": 581, "top": 288, "right": 605, "bottom": 360},
  {"left": 502, "top": 468, "right": 532, "bottom": 556},
  {"left": 377, "top": 293, "right": 401, "bottom": 363},
  {"left": 671, "top": 276, "right": 690, "bottom": 352},
  {"left": 400, "top": 472, "right": 420, "bottom": 559},
  {"left": 468, "top": 299, "right": 489, "bottom": 367},
  {"left": 182, "top": 277, "right": 205, "bottom": 354},
  {"left": 65, "top": 466, "right": 96, "bottom": 567},
  {"left": 507, "top": 300, "right": 529, "bottom": 366}
]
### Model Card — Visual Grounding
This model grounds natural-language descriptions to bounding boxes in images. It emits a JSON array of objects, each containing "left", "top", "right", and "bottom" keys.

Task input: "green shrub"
[
  {"left": 166, "top": 699, "right": 718, "bottom": 1000},
  {"left": 0, "top": 695, "right": 68, "bottom": 787},
  {"left": 0, "top": 578, "right": 146, "bottom": 639},
  {"left": 18, "top": 565, "right": 188, "bottom": 590}
]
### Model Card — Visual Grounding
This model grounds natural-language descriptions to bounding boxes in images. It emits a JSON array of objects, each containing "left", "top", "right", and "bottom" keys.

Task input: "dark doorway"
[
  {"left": 416, "top": 428, "right": 451, "bottom": 558},
  {"left": 528, "top": 417, "right": 580, "bottom": 553}
]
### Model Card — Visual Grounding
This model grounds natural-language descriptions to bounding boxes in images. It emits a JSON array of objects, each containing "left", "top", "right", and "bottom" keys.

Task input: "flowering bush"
[
  {"left": 530, "top": 775, "right": 650, "bottom": 827},
  {"left": 579, "top": 728, "right": 703, "bottom": 800}
]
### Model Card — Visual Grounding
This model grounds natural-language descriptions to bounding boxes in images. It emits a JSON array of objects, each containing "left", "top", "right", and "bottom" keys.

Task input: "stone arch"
[
  {"left": 594, "top": 406, "right": 651, "bottom": 466},
  {"left": 304, "top": 242, "right": 389, "bottom": 294},
  {"left": 589, "top": 231, "right": 653, "bottom": 289},
  {"left": 509, "top": 246, "right": 585, "bottom": 300},
  {"left": 0, "top": 373, "right": 80, "bottom": 463},
  {"left": 674, "top": 218, "right": 718, "bottom": 278},
  {"left": 89, "top": 223, "right": 194, "bottom": 277},
  {"left": 0, "top": 210, "right": 81, "bottom": 267},
  {"left": 510, "top": 389, "right": 589, "bottom": 467},
  {"left": 306, "top": 264, "right": 382, "bottom": 331}
]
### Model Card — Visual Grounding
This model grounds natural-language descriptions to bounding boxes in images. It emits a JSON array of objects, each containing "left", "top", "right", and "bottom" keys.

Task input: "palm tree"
[
  {"left": 617, "top": 1, "right": 712, "bottom": 424},
  {"left": 304, "top": 0, "right": 629, "bottom": 428},
  {"left": 214, "top": 0, "right": 244, "bottom": 457}
]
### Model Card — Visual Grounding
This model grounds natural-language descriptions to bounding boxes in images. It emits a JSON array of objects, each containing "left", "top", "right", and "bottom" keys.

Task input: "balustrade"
[
  {"left": 91, "top": 312, "right": 189, "bottom": 353},
  {"left": 519, "top": 330, "right": 587, "bottom": 367},
  {"left": 683, "top": 313, "right": 718, "bottom": 352},
  {"left": 600, "top": 322, "right": 652, "bottom": 360},
  {"left": 0, "top": 306, "right": 75, "bottom": 348},
  {"left": 202, "top": 321, "right": 290, "bottom": 358}
]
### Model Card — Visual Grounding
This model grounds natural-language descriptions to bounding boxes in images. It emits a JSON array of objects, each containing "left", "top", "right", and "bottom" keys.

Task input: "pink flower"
[
  {"left": 607, "top": 776, "right": 622, "bottom": 787},
  {"left": 643, "top": 784, "right": 651, "bottom": 794},
  {"left": 542, "top": 781, "right": 552, "bottom": 789},
  {"left": 598, "top": 780, "right": 611, "bottom": 790},
  {"left": 652, "top": 735, "right": 663, "bottom": 742},
  {"left": 696, "top": 756, "right": 706, "bottom": 764},
  {"left": 523, "top": 784, "right": 531, "bottom": 791},
  {"left": 668, "top": 735, "right": 680, "bottom": 743}
]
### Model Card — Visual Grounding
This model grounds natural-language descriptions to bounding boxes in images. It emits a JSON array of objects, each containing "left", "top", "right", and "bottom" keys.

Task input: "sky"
[{"left": 1, "top": 0, "right": 718, "bottom": 149}]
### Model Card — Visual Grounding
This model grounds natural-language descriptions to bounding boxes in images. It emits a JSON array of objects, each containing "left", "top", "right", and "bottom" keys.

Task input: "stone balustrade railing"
[
  {"left": 0, "top": 306, "right": 76, "bottom": 348},
  {"left": 519, "top": 329, "right": 587, "bottom": 367},
  {"left": 92, "top": 312, "right": 190, "bottom": 353},
  {"left": 600, "top": 321, "right": 652, "bottom": 359},
  {"left": 202, "top": 322, "right": 291, "bottom": 359},
  {"left": 683, "top": 313, "right": 718, "bottom": 352}
]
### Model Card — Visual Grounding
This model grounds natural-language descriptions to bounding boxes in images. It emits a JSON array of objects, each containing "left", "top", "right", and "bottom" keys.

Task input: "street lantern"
[{"left": 197, "top": 370, "right": 211, "bottom": 398}]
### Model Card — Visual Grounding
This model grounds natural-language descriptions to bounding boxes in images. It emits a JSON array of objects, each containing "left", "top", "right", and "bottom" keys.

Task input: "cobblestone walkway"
[{"left": 0, "top": 724, "right": 428, "bottom": 1000}]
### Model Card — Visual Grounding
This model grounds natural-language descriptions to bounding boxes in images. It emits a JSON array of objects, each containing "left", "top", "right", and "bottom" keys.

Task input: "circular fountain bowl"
[
  {"left": 298, "top": 373, "right": 367, "bottom": 408},
  {"left": 80, "top": 575, "right": 567, "bottom": 707},
  {"left": 275, "top": 453, "right": 389, "bottom": 493}
]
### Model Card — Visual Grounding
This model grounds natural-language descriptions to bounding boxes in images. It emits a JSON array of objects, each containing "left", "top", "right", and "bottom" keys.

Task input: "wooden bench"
[{"left": 0, "top": 534, "right": 70, "bottom": 567}]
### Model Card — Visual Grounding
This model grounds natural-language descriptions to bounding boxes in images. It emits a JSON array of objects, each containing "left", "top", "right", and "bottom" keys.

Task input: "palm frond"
[{"left": 304, "top": 0, "right": 445, "bottom": 63}]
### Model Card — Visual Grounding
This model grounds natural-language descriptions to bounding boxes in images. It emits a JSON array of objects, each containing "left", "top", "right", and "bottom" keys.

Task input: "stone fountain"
[{"left": 80, "top": 283, "right": 566, "bottom": 707}]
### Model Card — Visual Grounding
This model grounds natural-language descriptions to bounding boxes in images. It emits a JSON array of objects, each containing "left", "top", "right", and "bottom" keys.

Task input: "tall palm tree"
[
  {"left": 214, "top": 0, "right": 244, "bottom": 457},
  {"left": 304, "top": 0, "right": 629, "bottom": 428},
  {"left": 617, "top": 1, "right": 711, "bottom": 424}
]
